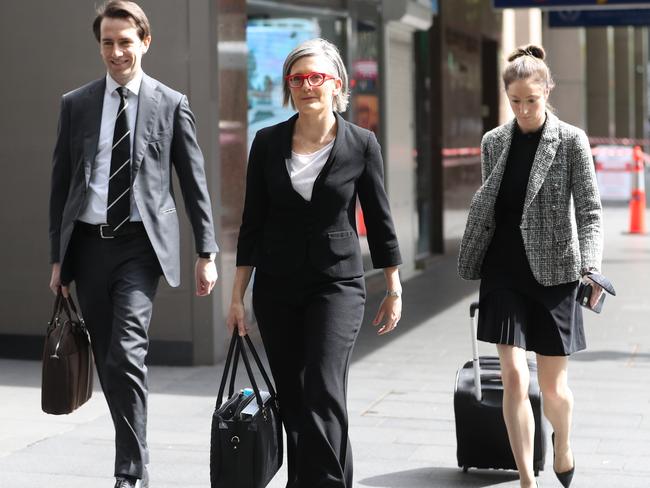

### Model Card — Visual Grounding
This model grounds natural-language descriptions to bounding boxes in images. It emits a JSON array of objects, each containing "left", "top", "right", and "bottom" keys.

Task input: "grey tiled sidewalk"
[{"left": 1, "top": 205, "right": 649, "bottom": 487}]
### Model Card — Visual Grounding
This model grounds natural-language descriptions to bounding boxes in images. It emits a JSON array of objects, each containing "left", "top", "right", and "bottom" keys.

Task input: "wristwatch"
[
  {"left": 198, "top": 252, "right": 216, "bottom": 261},
  {"left": 386, "top": 289, "right": 402, "bottom": 298}
]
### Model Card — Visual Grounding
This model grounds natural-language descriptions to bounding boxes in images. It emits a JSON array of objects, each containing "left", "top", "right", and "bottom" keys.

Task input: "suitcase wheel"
[
  {"left": 534, "top": 469, "right": 539, "bottom": 476},
  {"left": 462, "top": 466, "right": 468, "bottom": 473}
]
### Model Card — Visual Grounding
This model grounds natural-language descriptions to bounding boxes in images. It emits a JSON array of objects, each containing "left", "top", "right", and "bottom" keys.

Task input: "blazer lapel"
[
  {"left": 522, "top": 112, "right": 560, "bottom": 215},
  {"left": 484, "top": 118, "right": 516, "bottom": 197},
  {"left": 278, "top": 114, "right": 306, "bottom": 202},
  {"left": 132, "top": 74, "right": 162, "bottom": 175},
  {"left": 311, "top": 112, "right": 345, "bottom": 199},
  {"left": 82, "top": 78, "right": 106, "bottom": 186}
]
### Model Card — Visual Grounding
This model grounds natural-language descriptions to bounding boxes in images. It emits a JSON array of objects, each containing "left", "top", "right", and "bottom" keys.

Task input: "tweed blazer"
[{"left": 458, "top": 112, "right": 603, "bottom": 286}]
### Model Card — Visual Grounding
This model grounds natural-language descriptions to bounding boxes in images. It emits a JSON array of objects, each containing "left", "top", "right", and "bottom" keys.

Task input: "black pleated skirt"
[{"left": 478, "top": 224, "right": 586, "bottom": 357}]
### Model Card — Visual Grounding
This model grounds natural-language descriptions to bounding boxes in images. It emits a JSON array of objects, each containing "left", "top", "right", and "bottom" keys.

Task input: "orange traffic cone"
[{"left": 629, "top": 145, "right": 646, "bottom": 234}]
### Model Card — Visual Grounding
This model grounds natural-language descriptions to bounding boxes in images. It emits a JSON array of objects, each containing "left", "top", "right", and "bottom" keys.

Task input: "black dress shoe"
[{"left": 552, "top": 432, "right": 575, "bottom": 488}]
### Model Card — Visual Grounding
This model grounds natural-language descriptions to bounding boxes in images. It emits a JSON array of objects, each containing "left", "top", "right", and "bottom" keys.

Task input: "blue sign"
[
  {"left": 494, "top": 0, "right": 650, "bottom": 9},
  {"left": 549, "top": 8, "right": 650, "bottom": 25}
]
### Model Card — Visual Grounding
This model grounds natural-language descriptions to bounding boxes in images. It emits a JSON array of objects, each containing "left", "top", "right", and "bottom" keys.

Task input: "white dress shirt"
[
  {"left": 285, "top": 139, "right": 335, "bottom": 202},
  {"left": 78, "top": 72, "right": 143, "bottom": 224}
]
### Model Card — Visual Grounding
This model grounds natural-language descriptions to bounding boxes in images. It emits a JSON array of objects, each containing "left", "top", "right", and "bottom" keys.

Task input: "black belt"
[{"left": 77, "top": 221, "right": 146, "bottom": 239}]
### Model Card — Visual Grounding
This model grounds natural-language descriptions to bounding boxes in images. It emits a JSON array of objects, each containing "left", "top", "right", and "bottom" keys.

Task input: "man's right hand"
[{"left": 49, "top": 263, "right": 69, "bottom": 297}]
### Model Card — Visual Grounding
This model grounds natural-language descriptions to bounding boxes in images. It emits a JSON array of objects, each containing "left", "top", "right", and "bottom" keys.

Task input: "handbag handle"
[
  {"left": 242, "top": 334, "right": 277, "bottom": 401},
  {"left": 236, "top": 336, "right": 265, "bottom": 410},
  {"left": 215, "top": 329, "right": 278, "bottom": 411},
  {"left": 216, "top": 330, "right": 249, "bottom": 407},
  {"left": 236, "top": 334, "right": 279, "bottom": 412},
  {"left": 229, "top": 345, "right": 240, "bottom": 398},
  {"left": 216, "top": 330, "right": 239, "bottom": 408}
]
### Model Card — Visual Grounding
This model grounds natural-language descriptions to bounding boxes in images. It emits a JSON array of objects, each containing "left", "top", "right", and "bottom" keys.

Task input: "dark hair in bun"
[
  {"left": 507, "top": 44, "right": 545, "bottom": 63},
  {"left": 503, "top": 44, "right": 554, "bottom": 91}
]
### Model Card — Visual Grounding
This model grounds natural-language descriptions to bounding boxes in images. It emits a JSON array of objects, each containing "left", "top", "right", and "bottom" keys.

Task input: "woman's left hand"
[
  {"left": 586, "top": 278, "right": 604, "bottom": 308},
  {"left": 373, "top": 295, "right": 402, "bottom": 335}
]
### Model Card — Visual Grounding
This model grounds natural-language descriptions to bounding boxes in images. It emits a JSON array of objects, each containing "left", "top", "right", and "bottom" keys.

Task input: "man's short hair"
[{"left": 93, "top": 0, "right": 151, "bottom": 42}]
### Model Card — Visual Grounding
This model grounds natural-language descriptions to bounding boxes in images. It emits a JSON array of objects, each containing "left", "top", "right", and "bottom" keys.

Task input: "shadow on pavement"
[
  {"left": 358, "top": 467, "right": 518, "bottom": 487},
  {"left": 352, "top": 239, "right": 479, "bottom": 363},
  {"left": 572, "top": 349, "right": 650, "bottom": 362}
]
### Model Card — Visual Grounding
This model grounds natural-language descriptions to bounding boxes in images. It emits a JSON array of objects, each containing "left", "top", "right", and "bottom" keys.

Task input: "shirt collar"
[{"left": 106, "top": 70, "right": 144, "bottom": 97}]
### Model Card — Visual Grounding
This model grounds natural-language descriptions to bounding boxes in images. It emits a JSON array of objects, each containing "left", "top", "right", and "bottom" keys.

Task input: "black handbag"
[
  {"left": 210, "top": 331, "right": 283, "bottom": 488},
  {"left": 41, "top": 292, "right": 94, "bottom": 415},
  {"left": 576, "top": 271, "right": 616, "bottom": 313}
]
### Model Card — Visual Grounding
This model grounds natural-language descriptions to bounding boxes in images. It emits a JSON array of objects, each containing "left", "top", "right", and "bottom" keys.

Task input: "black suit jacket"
[
  {"left": 236, "top": 112, "right": 401, "bottom": 278},
  {"left": 49, "top": 74, "right": 218, "bottom": 287}
]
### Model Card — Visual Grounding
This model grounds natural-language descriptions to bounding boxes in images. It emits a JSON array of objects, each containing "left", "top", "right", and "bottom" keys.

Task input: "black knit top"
[{"left": 481, "top": 121, "right": 544, "bottom": 284}]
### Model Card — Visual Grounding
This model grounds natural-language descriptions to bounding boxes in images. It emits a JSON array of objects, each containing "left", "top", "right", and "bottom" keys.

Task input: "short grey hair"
[{"left": 282, "top": 38, "right": 349, "bottom": 113}]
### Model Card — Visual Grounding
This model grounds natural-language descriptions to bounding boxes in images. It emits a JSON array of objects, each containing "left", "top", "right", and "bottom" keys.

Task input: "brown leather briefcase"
[{"left": 41, "top": 292, "right": 94, "bottom": 415}]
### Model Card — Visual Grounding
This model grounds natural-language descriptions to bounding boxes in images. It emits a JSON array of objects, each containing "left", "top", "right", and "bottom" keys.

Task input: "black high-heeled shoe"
[{"left": 552, "top": 432, "right": 575, "bottom": 488}]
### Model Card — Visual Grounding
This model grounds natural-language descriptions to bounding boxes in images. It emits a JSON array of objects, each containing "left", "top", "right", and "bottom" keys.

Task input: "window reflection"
[{"left": 246, "top": 16, "right": 344, "bottom": 149}]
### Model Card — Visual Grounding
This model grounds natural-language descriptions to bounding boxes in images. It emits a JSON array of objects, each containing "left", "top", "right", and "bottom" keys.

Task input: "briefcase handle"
[
  {"left": 47, "top": 293, "right": 64, "bottom": 332},
  {"left": 48, "top": 292, "right": 85, "bottom": 332},
  {"left": 216, "top": 330, "right": 279, "bottom": 412}
]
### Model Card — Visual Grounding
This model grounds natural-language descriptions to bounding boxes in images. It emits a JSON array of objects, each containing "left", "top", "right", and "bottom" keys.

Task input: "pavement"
[{"left": 1, "top": 204, "right": 649, "bottom": 488}]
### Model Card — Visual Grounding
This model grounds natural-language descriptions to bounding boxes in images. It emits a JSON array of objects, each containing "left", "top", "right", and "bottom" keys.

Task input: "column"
[
  {"left": 586, "top": 27, "right": 614, "bottom": 138},
  {"left": 542, "top": 22, "right": 586, "bottom": 128},
  {"left": 614, "top": 26, "right": 635, "bottom": 138},
  {"left": 634, "top": 27, "right": 648, "bottom": 140}
]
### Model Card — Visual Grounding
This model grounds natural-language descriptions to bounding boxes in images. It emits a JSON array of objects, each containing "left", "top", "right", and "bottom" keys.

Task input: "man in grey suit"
[{"left": 48, "top": 2, "right": 218, "bottom": 486}]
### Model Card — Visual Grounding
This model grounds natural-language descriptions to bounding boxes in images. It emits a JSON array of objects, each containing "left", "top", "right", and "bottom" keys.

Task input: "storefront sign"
[
  {"left": 549, "top": 8, "right": 650, "bottom": 26},
  {"left": 494, "top": 0, "right": 650, "bottom": 9}
]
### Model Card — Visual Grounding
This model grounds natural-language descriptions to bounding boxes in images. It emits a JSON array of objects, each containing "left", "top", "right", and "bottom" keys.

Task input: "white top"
[
  {"left": 78, "top": 72, "right": 143, "bottom": 224},
  {"left": 285, "top": 139, "right": 335, "bottom": 202}
]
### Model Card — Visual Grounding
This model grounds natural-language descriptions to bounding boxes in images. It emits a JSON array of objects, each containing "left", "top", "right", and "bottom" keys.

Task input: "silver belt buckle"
[{"left": 99, "top": 224, "right": 114, "bottom": 239}]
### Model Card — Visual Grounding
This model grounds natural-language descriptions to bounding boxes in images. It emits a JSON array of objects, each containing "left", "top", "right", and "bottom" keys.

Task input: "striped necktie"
[{"left": 107, "top": 86, "right": 131, "bottom": 231}]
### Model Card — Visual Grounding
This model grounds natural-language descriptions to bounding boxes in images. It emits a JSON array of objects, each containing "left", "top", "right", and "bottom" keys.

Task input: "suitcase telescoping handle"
[{"left": 469, "top": 302, "right": 482, "bottom": 402}]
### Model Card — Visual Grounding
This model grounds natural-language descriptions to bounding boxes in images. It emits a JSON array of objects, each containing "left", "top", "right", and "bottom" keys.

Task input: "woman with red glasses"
[{"left": 227, "top": 38, "right": 402, "bottom": 488}]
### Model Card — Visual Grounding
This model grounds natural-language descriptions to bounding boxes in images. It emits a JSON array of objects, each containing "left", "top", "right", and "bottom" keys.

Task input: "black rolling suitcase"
[{"left": 454, "top": 301, "right": 547, "bottom": 475}]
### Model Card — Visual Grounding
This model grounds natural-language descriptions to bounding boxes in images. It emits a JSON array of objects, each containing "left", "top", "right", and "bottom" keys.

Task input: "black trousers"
[
  {"left": 252, "top": 269, "right": 366, "bottom": 488},
  {"left": 66, "top": 226, "right": 162, "bottom": 478}
]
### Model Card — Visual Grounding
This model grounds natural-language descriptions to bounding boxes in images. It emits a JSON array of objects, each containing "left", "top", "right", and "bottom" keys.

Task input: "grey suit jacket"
[
  {"left": 458, "top": 112, "right": 602, "bottom": 286},
  {"left": 49, "top": 74, "right": 218, "bottom": 287}
]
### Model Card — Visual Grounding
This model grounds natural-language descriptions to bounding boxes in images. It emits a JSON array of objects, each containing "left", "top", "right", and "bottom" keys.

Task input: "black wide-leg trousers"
[
  {"left": 252, "top": 269, "right": 366, "bottom": 488},
  {"left": 66, "top": 226, "right": 162, "bottom": 478}
]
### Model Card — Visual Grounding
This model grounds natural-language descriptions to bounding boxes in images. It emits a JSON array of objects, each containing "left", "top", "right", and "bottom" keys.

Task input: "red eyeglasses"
[{"left": 285, "top": 72, "right": 336, "bottom": 88}]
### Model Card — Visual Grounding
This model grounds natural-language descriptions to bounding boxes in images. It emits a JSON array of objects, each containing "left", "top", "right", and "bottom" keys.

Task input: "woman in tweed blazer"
[{"left": 458, "top": 45, "right": 603, "bottom": 488}]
